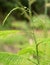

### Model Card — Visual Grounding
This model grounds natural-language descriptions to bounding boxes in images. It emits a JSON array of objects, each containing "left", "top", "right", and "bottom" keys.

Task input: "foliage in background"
[
  {"left": 31, "top": 15, "right": 50, "bottom": 30},
  {"left": 0, "top": 0, "right": 45, "bottom": 25},
  {"left": 0, "top": 0, "right": 50, "bottom": 65}
]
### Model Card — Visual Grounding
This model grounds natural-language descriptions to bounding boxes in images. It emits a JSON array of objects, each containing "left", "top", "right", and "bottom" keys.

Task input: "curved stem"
[
  {"left": 2, "top": 7, "right": 19, "bottom": 25},
  {"left": 2, "top": 7, "right": 30, "bottom": 26}
]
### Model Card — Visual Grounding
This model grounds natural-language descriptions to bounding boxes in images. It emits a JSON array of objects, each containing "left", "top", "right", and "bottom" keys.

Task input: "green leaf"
[
  {"left": 0, "top": 52, "right": 34, "bottom": 65},
  {"left": 18, "top": 46, "right": 35, "bottom": 55},
  {"left": 0, "top": 52, "right": 22, "bottom": 65}
]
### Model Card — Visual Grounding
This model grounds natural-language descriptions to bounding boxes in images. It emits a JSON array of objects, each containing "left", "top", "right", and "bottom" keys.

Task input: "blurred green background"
[
  {"left": 0, "top": 0, "right": 50, "bottom": 65},
  {"left": 0, "top": 0, "right": 50, "bottom": 53}
]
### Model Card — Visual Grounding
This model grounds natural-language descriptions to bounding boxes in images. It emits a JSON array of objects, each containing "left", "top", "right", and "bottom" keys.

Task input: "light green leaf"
[{"left": 0, "top": 52, "right": 34, "bottom": 65}]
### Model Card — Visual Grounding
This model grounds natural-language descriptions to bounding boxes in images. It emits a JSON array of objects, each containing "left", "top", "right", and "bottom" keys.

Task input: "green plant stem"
[
  {"left": 2, "top": 7, "right": 19, "bottom": 25},
  {"left": 2, "top": 7, "right": 30, "bottom": 26},
  {"left": 32, "top": 31, "right": 40, "bottom": 65},
  {"left": 43, "top": 0, "right": 48, "bottom": 63},
  {"left": 45, "top": 0, "right": 48, "bottom": 15},
  {"left": 28, "top": 0, "right": 40, "bottom": 65}
]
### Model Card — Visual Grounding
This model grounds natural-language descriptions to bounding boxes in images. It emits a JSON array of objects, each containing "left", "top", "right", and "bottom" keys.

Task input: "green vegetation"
[
  {"left": 0, "top": 0, "right": 50, "bottom": 65},
  {"left": 0, "top": 34, "right": 50, "bottom": 65}
]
